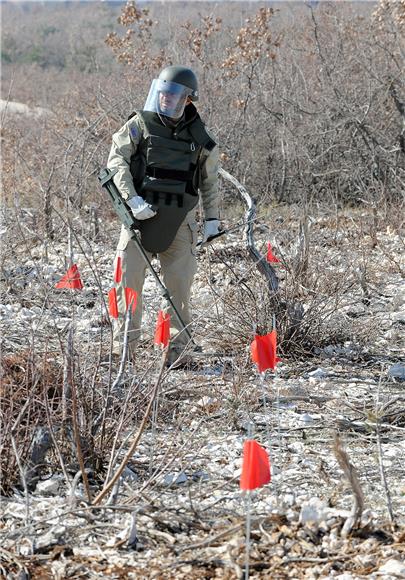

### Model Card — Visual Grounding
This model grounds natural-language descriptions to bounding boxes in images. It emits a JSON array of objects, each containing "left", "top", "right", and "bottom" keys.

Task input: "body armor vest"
[{"left": 129, "top": 106, "right": 216, "bottom": 253}]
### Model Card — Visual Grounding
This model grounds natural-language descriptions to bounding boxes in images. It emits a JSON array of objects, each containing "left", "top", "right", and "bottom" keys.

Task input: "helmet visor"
[{"left": 143, "top": 79, "right": 192, "bottom": 120}]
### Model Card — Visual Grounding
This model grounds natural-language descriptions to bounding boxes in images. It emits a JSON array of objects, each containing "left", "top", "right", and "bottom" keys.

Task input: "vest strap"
[
  {"left": 146, "top": 166, "right": 195, "bottom": 181},
  {"left": 150, "top": 191, "right": 187, "bottom": 208}
]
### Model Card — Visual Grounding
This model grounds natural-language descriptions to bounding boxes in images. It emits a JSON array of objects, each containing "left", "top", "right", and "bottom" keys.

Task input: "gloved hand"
[
  {"left": 127, "top": 196, "right": 156, "bottom": 220},
  {"left": 201, "top": 218, "right": 221, "bottom": 247}
]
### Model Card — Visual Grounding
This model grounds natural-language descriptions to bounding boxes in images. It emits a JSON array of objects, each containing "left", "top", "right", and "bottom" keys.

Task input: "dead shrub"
[{"left": 0, "top": 351, "right": 63, "bottom": 494}]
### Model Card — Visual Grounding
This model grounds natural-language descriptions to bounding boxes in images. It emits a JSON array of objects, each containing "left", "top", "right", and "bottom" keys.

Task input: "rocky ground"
[{"left": 1, "top": 202, "right": 404, "bottom": 579}]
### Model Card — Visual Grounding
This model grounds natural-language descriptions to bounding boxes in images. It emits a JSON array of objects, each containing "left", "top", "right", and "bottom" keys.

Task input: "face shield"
[{"left": 143, "top": 79, "right": 192, "bottom": 120}]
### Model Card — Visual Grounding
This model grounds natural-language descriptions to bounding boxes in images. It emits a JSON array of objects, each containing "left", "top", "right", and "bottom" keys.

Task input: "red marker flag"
[
  {"left": 154, "top": 310, "right": 170, "bottom": 348},
  {"left": 240, "top": 439, "right": 271, "bottom": 491},
  {"left": 266, "top": 242, "right": 280, "bottom": 264},
  {"left": 124, "top": 287, "right": 137, "bottom": 314},
  {"left": 55, "top": 264, "right": 83, "bottom": 290},
  {"left": 251, "top": 330, "right": 281, "bottom": 373},
  {"left": 114, "top": 256, "right": 123, "bottom": 284},
  {"left": 108, "top": 288, "right": 118, "bottom": 319}
]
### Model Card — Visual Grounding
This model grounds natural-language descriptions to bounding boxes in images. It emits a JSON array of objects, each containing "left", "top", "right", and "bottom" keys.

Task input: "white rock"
[
  {"left": 390, "top": 312, "right": 405, "bottom": 324},
  {"left": 196, "top": 396, "right": 219, "bottom": 409},
  {"left": 36, "top": 526, "right": 66, "bottom": 550},
  {"left": 73, "top": 547, "right": 103, "bottom": 557},
  {"left": 19, "top": 307, "right": 35, "bottom": 320},
  {"left": 378, "top": 559, "right": 405, "bottom": 576},
  {"left": 300, "top": 413, "right": 315, "bottom": 424},
  {"left": 288, "top": 441, "right": 305, "bottom": 453},
  {"left": 299, "top": 497, "right": 327, "bottom": 525},
  {"left": 308, "top": 367, "right": 329, "bottom": 379},
  {"left": 383, "top": 448, "right": 401, "bottom": 463},
  {"left": 35, "top": 477, "right": 62, "bottom": 495},
  {"left": 283, "top": 493, "right": 295, "bottom": 507},
  {"left": 4, "top": 503, "right": 27, "bottom": 519},
  {"left": 322, "top": 344, "right": 354, "bottom": 358},
  {"left": 19, "top": 542, "right": 34, "bottom": 556},
  {"left": 286, "top": 508, "right": 298, "bottom": 522}
]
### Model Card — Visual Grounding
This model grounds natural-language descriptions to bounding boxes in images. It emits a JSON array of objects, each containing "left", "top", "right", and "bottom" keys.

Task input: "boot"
[{"left": 166, "top": 343, "right": 203, "bottom": 370}]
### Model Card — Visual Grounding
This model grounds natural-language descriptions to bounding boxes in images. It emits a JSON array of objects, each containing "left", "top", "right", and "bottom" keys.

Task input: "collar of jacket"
[
  {"left": 172, "top": 103, "right": 199, "bottom": 132},
  {"left": 152, "top": 103, "right": 199, "bottom": 131}
]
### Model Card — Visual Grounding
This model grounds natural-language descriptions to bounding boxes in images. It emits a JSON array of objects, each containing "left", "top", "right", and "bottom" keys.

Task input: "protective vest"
[{"left": 129, "top": 106, "right": 216, "bottom": 253}]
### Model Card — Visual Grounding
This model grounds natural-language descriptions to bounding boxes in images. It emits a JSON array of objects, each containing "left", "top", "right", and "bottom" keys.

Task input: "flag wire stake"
[
  {"left": 115, "top": 305, "right": 132, "bottom": 385},
  {"left": 149, "top": 392, "right": 159, "bottom": 475},
  {"left": 259, "top": 372, "right": 278, "bottom": 499},
  {"left": 244, "top": 421, "right": 253, "bottom": 580},
  {"left": 276, "top": 379, "right": 282, "bottom": 483},
  {"left": 244, "top": 490, "right": 252, "bottom": 580},
  {"left": 149, "top": 346, "right": 166, "bottom": 474},
  {"left": 272, "top": 313, "right": 282, "bottom": 495}
]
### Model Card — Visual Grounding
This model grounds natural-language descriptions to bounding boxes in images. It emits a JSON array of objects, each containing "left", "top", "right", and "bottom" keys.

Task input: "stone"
[
  {"left": 163, "top": 472, "right": 187, "bottom": 486},
  {"left": 378, "top": 559, "right": 405, "bottom": 577},
  {"left": 35, "top": 477, "right": 62, "bottom": 496},
  {"left": 299, "top": 498, "right": 327, "bottom": 525},
  {"left": 388, "top": 363, "right": 405, "bottom": 382},
  {"left": 308, "top": 367, "right": 329, "bottom": 379}
]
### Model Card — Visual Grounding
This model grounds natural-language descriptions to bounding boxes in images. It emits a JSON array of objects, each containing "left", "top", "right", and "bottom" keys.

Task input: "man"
[{"left": 107, "top": 65, "right": 220, "bottom": 366}]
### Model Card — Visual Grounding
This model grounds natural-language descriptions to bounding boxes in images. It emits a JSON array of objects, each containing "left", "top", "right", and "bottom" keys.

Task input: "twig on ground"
[
  {"left": 333, "top": 432, "right": 364, "bottom": 537},
  {"left": 375, "top": 368, "right": 396, "bottom": 529}
]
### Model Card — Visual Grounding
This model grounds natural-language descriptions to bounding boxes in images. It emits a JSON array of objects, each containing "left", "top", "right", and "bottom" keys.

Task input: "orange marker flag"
[
  {"left": 154, "top": 310, "right": 170, "bottom": 348},
  {"left": 251, "top": 330, "right": 281, "bottom": 373},
  {"left": 55, "top": 264, "right": 83, "bottom": 290},
  {"left": 124, "top": 287, "right": 137, "bottom": 314},
  {"left": 240, "top": 440, "right": 271, "bottom": 491},
  {"left": 108, "top": 288, "right": 118, "bottom": 319},
  {"left": 114, "top": 257, "right": 123, "bottom": 284},
  {"left": 266, "top": 242, "right": 280, "bottom": 264}
]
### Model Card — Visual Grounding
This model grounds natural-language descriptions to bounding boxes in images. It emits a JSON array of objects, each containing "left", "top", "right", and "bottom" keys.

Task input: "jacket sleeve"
[
  {"left": 199, "top": 137, "right": 220, "bottom": 220},
  {"left": 106, "top": 117, "right": 142, "bottom": 200}
]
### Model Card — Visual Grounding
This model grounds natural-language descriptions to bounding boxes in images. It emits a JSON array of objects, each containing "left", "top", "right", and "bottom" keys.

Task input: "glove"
[
  {"left": 127, "top": 196, "right": 156, "bottom": 220},
  {"left": 201, "top": 218, "right": 221, "bottom": 247}
]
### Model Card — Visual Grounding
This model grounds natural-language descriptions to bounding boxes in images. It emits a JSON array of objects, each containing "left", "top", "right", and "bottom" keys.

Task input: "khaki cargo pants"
[{"left": 112, "top": 213, "right": 198, "bottom": 357}]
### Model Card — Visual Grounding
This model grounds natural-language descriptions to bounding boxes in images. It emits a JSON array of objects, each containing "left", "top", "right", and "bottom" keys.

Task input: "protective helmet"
[
  {"left": 158, "top": 66, "right": 199, "bottom": 101},
  {"left": 143, "top": 65, "right": 199, "bottom": 121}
]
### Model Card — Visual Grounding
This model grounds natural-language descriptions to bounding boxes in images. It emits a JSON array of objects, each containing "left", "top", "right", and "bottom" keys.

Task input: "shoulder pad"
[{"left": 189, "top": 117, "right": 217, "bottom": 152}]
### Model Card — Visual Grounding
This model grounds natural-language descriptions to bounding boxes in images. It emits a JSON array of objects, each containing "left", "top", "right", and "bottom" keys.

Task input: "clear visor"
[{"left": 143, "top": 79, "right": 192, "bottom": 120}]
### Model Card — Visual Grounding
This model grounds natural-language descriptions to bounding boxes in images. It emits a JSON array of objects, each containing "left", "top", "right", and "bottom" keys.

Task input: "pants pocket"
[{"left": 187, "top": 221, "right": 198, "bottom": 255}]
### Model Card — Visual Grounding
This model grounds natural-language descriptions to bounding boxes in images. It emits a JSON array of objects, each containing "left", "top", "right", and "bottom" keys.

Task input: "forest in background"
[{"left": 2, "top": 0, "right": 404, "bottom": 217}]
